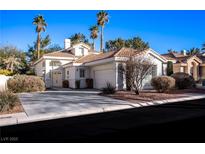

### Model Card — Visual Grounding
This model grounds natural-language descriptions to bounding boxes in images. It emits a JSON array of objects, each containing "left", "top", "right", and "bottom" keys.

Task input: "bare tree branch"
[{"left": 119, "top": 56, "right": 154, "bottom": 94}]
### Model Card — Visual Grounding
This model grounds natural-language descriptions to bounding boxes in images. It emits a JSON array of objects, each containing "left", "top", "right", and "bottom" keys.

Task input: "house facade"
[
  {"left": 34, "top": 39, "right": 167, "bottom": 90},
  {"left": 161, "top": 51, "right": 205, "bottom": 81}
]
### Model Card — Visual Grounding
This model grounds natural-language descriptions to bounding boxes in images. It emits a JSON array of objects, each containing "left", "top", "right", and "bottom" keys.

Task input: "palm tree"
[
  {"left": 69, "top": 33, "right": 89, "bottom": 45},
  {"left": 105, "top": 38, "right": 125, "bottom": 51},
  {"left": 202, "top": 42, "right": 205, "bottom": 51},
  {"left": 32, "top": 15, "right": 47, "bottom": 59},
  {"left": 187, "top": 48, "right": 201, "bottom": 55},
  {"left": 97, "top": 11, "right": 109, "bottom": 52},
  {"left": 89, "top": 25, "right": 99, "bottom": 50},
  {"left": 3, "top": 55, "right": 20, "bottom": 72},
  {"left": 126, "top": 37, "right": 149, "bottom": 51}
]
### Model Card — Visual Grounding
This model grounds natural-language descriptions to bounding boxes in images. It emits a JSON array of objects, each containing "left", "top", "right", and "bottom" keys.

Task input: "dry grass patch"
[
  {"left": 101, "top": 88, "right": 205, "bottom": 103},
  {"left": 0, "top": 91, "right": 24, "bottom": 115},
  {"left": 0, "top": 102, "right": 24, "bottom": 115}
]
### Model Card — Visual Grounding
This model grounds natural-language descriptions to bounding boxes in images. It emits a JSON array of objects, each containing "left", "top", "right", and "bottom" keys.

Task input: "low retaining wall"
[{"left": 0, "top": 75, "right": 11, "bottom": 92}]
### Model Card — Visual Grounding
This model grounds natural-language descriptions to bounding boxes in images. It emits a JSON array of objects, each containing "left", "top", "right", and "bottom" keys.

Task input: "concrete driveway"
[{"left": 19, "top": 90, "right": 136, "bottom": 117}]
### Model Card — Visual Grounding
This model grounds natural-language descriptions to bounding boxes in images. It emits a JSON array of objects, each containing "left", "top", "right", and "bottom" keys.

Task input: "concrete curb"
[
  {"left": 1, "top": 94, "right": 205, "bottom": 127},
  {"left": 152, "top": 94, "right": 205, "bottom": 105}
]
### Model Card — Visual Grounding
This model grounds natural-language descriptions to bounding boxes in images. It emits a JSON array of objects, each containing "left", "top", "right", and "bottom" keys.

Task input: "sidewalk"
[{"left": 1, "top": 93, "right": 205, "bottom": 127}]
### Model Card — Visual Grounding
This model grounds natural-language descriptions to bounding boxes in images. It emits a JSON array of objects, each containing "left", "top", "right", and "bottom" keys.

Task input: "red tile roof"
[
  {"left": 74, "top": 47, "right": 146, "bottom": 64},
  {"left": 44, "top": 50, "right": 75, "bottom": 58},
  {"left": 74, "top": 51, "right": 117, "bottom": 63}
]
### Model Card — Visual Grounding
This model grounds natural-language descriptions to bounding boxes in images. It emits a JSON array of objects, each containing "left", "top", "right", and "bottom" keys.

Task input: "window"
[
  {"left": 66, "top": 70, "right": 69, "bottom": 79},
  {"left": 180, "top": 66, "right": 184, "bottom": 72},
  {"left": 152, "top": 65, "right": 157, "bottom": 77},
  {"left": 80, "top": 69, "right": 85, "bottom": 78},
  {"left": 49, "top": 61, "right": 61, "bottom": 66},
  {"left": 79, "top": 48, "right": 84, "bottom": 56}
]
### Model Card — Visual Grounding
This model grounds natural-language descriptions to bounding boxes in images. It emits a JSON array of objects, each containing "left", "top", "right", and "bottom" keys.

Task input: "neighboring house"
[
  {"left": 34, "top": 39, "right": 167, "bottom": 89},
  {"left": 161, "top": 51, "right": 205, "bottom": 81}
]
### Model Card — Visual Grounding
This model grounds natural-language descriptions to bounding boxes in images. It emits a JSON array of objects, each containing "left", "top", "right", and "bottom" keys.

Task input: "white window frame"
[
  {"left": 79, "top": 47, "right": 84, "bottom": 56},
  {"left": 152, "top": 65, "right": 157, "bottom": 77},
  {"left": 66, "top": 70, "right": 69, "bottom": 79},
  {"left": 49, "top": 61, "right": 61, "bottom": 66}
]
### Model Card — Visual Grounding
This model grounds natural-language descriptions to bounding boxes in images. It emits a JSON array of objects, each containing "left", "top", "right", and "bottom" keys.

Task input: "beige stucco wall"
[
  {"left": 35, "top": 58, "right": 73, "bottom": 88},
  {"left": 173, "top": 58, "right": 201, "bottom": 80},
  {"left": 0, "top": 75, "right": 11, "bottom": 92},
  {"left": 173, "top": 64, "right": 181, "bottom": 73},
  {"left": 141, "top": 53, "right": 165, "bottom": 89},
  {"left": 201, "top": 66, "right": 205, "bottom": 79},
  {"left": 65, "top": 66, "right": 76, "bottom": 88},
  {"left": 72, "top": 44, "right": 89, "bottom": 57},
  {"left": 65, "top": 66, "right": 90, "bottom": 88}
]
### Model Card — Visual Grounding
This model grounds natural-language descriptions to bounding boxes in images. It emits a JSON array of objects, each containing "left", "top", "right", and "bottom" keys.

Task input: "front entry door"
[{"left": 52, "top": 71, "right": 62, "bottom": 87}]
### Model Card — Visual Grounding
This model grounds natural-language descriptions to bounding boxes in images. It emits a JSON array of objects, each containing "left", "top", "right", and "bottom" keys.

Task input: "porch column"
[
  {"left": 122, "top": 63, "right": 127, "bottom": 90},
  {"left": 115, "top": 62, "right": 119, "bottom": 90},
  {"left": 192, "top": 63, "right": 198, "bottom": 81}
]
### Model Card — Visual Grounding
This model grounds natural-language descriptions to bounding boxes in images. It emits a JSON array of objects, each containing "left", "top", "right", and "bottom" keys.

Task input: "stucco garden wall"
[{"left": 0, "top": 75, "right": 11, "bottom": 92}]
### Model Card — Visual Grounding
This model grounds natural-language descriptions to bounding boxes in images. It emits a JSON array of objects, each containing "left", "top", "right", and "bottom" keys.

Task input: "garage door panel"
[{"left": 94, "top": 69, "right": 115, "bottom": 89}]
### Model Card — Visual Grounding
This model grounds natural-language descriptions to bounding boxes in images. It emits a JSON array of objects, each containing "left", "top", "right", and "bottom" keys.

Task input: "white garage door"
[{"left": 94, "top": 69, "right": 115, "bottom": 89}]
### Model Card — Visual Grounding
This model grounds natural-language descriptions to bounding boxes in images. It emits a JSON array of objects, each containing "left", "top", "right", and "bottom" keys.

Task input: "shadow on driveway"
[{"left": 1, "top": 98, "right": 205, "bottom": 142}]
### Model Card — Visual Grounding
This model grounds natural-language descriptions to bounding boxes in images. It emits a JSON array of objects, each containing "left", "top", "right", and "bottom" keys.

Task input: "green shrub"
[
  {"left": 75, "top": 80, "right": 80, "bottom": 89},
  {"left": 167, "top": 61, "right": 173, "bottom": 76},
  {"left": 101, "top": 82, "right": 116, "bottom": 94},
  {"left": 0, "top": 91, "right": 19, "bottom": 112},
  {"left": 63, "top": 80, "right": 69, "bottom": 88},
  {"left": 171, "top": 72, "right": 195, "bottom": 89},
  {"left": 86, "top": 78, "right": 93, "bottom": 88},
  {"left": 151, "top": 76, "right": 175, "bottom": 93},
  {"left": 0, "top": 69, "right": 13, "bottom": 76},
  {"left": 7, "top": 75, "right": 45, "bottom": 93}
]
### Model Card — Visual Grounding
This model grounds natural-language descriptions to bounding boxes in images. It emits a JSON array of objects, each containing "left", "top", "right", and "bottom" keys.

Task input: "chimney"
[
  {"left": 64, "top": 39, "right": 71, "bottom": 49},
  {"left": 182, "top": 49, "right": 187, "bottom": 56}
]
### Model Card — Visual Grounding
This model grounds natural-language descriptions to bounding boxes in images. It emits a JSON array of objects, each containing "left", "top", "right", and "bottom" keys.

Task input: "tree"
[
  {"left": 32, "top": 15, "right": 47, "bottom": 59},
  {"left": 125, "top": 37, "right": 149, "bottom": 51},
  {"left": 105, "top": 36, "right": 149, "bottom": 51},
  {"left": 168, "top": 49, "right": 174, "bottom": 53},
  {"left": 39, "top": 35, "right": 51, "bottom": 49},
  {"left": 167, "top": 49, "right": 178, "bottom": 53},
  {"left": 167, "top": 61, "right": 173, "bottom": 76},
  {"left": 3, "top": 55, "right": 20, "bottom": 72},
  {"left": 45, "top": 44, "right": 62, "bottom": 52},
  {"left": 119, "top": 56, "right": 154, "bottom": 95},
  {"left": 202, "top": 42, "right": 205, "bottom": 51},
  {"left": 69, "top": 33, "right": 89, "bottom": 45},
  {"left": 187, "top": 47, "right": 201, "bottom": 55},
  {"left": 27, "top": 35, "right": 52, "bottom": 62},
  {"left": 105, "top": 38, "right": 125, "bottom": 51},
  {"left": 0, "top": 46, "right": 28, "bottom": 74},
  {"left": 97, "top": 11, "right": 109, "bottom": 52},
  {"left": 89, "top": 25, "right": 99, "bottom": 50}
]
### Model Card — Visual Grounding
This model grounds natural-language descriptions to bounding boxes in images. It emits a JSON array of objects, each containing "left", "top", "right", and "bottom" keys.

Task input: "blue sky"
[{"left": 0, "top": 10, "right": 205, "bottom": 54}]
